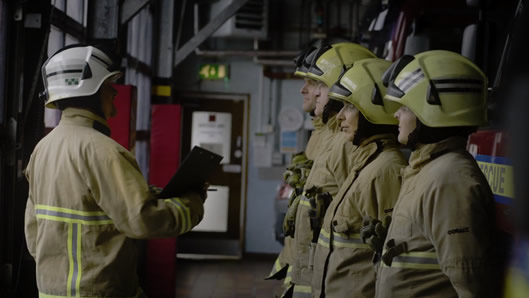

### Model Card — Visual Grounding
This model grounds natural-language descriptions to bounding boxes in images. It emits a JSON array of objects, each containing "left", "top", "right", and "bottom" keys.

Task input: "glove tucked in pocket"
[{"left": 283, "top": 194, "right": 301, "bottom": 237}]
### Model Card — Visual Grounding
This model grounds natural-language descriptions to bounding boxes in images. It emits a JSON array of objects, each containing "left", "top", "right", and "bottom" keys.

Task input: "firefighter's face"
[
  {"left": 314, "top": 83, "right": 330, "bottom": 117},
  {"left": 337, "top": 103, "right": 359, "bottom": 141},
  {"left": 300, "top": 78, "right": 318, "bottom": 113},
  {"left": 394, "top": 105, "right": 417, "bottom": 145},
  {"left": 100, "top": 81, "right": 118, "bottom": 119}
]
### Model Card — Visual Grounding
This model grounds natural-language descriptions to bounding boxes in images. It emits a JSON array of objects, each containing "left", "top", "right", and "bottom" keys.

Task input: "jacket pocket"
[
  {"left": 309, "top": 242, "right": 316, "bottom": 269},
  {"left": 388, "top": 211, "right": 412, "bottom": 237},
  {"left": 331, "top": 214, "right": 355, "bottom": 234}
]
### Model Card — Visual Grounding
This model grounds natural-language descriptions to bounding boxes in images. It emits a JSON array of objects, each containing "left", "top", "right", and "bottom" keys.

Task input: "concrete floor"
[{"left": 174, "top": 255, "right": 284, "bottom": 298}]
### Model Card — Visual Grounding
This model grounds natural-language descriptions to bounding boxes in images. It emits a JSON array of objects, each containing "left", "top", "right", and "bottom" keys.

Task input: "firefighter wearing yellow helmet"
[
  {"left": 266, "top": 46, "right": 321, "bottom": 295},
  {"left": 310, "top": 58, "right": 406, "bottom": 297},
  {"left": 374, "top": 50, "right": 499, "bottom": 297},
  {"left": 288, "top": 43, "right": 377, "bottom": 298}
]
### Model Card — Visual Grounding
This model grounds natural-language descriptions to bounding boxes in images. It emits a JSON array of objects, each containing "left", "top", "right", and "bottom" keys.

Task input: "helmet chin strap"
[
  {"left": 406, "top": 120, "right": 422, "bottom": 150},
  {"left": 406, "top": 119, "right": 477, "bottom": 150},
  {"left": 56, "top": 92, "right": 106, "bottom": 120},
  {"left": 353, "top": 113, "right": 399, "bottom": 146}
]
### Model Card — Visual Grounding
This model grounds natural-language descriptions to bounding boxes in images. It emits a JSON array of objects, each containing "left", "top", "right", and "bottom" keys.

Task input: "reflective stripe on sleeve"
[
  {"left": 283, "top": 265, "right": 293, "bottom": 285},
  {"left": 317, "top": 229, "right": 370, "bottom": 249},
  {"left": 35, "top": 205, "right": 113, "bottom": 296},
  {"left": 293, "top": 284, "right": 312, "bottom": 298},
  {"left": 67, "top": 223, "right": 82, "bottom": 297},
  {"left": 269, "top": 257, "right": 283, "bottom": 275},
  {"left": 35, "top": 205, "right": 112, "bottom": 225},
  {"left": 382, "top": 251, "right": 440, "bottom": 269},
  {"left": 299, "top": 195, "right": 312, "bottom": 208},
  {"left": 331, "top": 231, "right": 370, "bottom": 249},
  {"left": 164, "top": 198, "right": 191, "bottom": 234},
  {"left": 317, "top": 229, "right": 331, "bottom": 248}
]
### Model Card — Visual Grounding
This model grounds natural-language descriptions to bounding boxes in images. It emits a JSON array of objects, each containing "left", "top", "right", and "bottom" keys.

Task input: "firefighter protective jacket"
[
  {"left": 290, "top": 115, "right": 352, "bottom": 297},
  {"left": 24, "top": 108, "right": 204, "bottom": 297},
  {"left": 305, "top": 116, "right": 325, "bottom": 160},
  {"left": 267, "top": 116, "right": 326, "bottom": 294},
  {"left": 311, "top": 135, "right": 406, "bottom": 298},
  {"left": 375, "top": 137, "right": 496, "bottom": 298}
]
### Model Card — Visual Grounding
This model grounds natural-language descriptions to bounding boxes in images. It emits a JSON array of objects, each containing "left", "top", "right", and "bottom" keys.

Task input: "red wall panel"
[
  {"left": 108, "top": 84, "right": 137, "bottom": 150},
  {"left": 146, "top": 104, "right": 182, "bottom": 298}
]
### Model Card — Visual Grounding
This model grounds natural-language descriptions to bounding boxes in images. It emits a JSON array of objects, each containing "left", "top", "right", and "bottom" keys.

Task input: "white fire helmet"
[{"left": 41, "top": 45, "right": 122, "bottom": 109}]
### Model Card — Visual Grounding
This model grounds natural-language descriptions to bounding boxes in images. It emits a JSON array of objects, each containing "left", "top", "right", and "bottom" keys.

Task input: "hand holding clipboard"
[{"left": 158, "top": 146, "right": 223, "bottom": 200}]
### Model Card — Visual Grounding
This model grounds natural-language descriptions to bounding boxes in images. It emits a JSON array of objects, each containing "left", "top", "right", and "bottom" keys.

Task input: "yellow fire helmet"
[
  {"left": 305, "top": 43, "right": 376, "bottom": 87},
  {"left": 383, "top": 50, "right": 488, "bottom": 127},
  {"left": 329, "top": 58, "right": 399, "bottom": 125},
  {"left": 293, "top": 46, "right": 318, "bottom": 78}
]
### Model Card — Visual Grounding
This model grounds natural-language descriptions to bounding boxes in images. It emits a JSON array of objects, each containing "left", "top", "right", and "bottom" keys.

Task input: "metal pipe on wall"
[
  {"left": 174, "top": 0, "right": 187, "bottom": 50},
  {"left": 257, "top": 64, "right": 264, "bottom": 132},
  {"left": 352, "top": 0, "right": 359, "bottom": 41},
  {"left": 195, "top": 49, "right": 299, "bottom": 57}
]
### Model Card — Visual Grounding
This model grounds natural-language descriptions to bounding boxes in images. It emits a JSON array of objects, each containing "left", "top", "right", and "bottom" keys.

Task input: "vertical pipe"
[
  {"left": 349, "top": 0, "right": 353, "bottom": 41},
  {"left": 352, "top": 0, "right": 359, "bottom": 41},
  {"left": 299, "top": 0, "right": 304, "bottom": 47},
  {"left": 194, "top": 3, "right": 199, "bottom": 34},
  {"left": 174, "top": 0, "right": 187, "bottom": 50},
  {"left": 257, "top": 65, "right": 264, "bottom": 132}
]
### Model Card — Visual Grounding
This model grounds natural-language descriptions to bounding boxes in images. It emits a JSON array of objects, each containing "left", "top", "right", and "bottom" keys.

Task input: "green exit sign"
[{"left": 199, "top": 64, "right": 229, "bottom": 80}]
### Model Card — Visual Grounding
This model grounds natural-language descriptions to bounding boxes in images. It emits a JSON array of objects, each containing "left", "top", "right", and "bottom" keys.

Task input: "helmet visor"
[
  {"left": 294, "top": 46, "right": 316, "bottom": 68},
  {"left": 40, "top": 62, "right": 50, "bottom": 102},
  {"left": 329, "top": 82, "right": 352, "bottom": 99},
  {"left": 386, "top": 81, "right": 406, "bottom": 99},
  {"left": 382, "top": 55, "right": 415, "bottom": 87},
  {"left": 307, "top": 45, "right": 332, "bottom": 76}
]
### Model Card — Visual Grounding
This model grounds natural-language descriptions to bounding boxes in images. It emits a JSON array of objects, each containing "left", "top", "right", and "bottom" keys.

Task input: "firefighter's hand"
[
  {"left": 360, "top": 215, "right": 391, "bottom": 255},
  {"left": 201, "top": 182, "right": 210, "bottom": 202},
  {"left": 148, "top": 185, "right": 163, "bottom": 197}
]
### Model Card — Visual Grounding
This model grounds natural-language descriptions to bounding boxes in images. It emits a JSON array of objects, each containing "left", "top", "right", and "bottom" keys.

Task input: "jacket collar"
[
  {"left": 59, "top": 108, "right": 111, "bottom": 137},
  {"left": 312, "top": 116, "right": 325, "bottom": 130},
  {"left": 325, "top": 114, "right": 340, "bottom": 134},
  {"left": 351, "top": 134, "right": 396, "bottom": 172},
  {"left": 408, "top": 136, "right": 467, "bottom": 170}
]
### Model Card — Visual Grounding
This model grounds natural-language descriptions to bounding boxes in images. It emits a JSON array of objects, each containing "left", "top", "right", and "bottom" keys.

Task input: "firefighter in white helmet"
[{"left": 24, "top": 45, "right": 206, "bottom": 297}]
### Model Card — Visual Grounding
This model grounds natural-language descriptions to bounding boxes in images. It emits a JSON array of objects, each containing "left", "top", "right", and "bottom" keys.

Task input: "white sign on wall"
[
  {"left": 191, "top": 111, "right": 232, "bottom": 164},
  {"left": 192, "top": 185, "right": 229, "bottom": 232}
]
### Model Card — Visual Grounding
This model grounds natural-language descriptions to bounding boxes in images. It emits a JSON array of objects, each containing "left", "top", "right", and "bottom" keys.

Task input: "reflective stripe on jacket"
[
  {"left": 24, "top": 108, "right": 204, "bottom": 297},
  {"left": 291, "top": 116, "right": 344, "bottom": 296},
  {"left": 375, "top": 137, "right": 496, "bottom": 298},
  {"left": 312, "top": 135, "right": 406, "bottom": 298}
]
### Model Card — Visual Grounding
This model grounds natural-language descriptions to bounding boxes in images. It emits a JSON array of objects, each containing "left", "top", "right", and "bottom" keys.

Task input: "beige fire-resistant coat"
[
  {"left": 311, "top": 135, "right": 406, "bottom": 298},
  {"left": 305, "top": 116, "right": 325, "bottom": 160},
  {"left": 267, "top": 116, "right": 326, "bottom": 295},
  {"left": 291, "top": 115, "right": 360, "bottom": 298},
  {"left": 375, "top": 137, "right": 496, "bottom": 298},
  {"left": 24, "top": 108, "right": 204, "bottom": 298}
]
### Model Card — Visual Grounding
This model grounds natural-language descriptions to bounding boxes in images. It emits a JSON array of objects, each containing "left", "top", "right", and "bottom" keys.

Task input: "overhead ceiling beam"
[
  {"left": 120, "top": 0, "right": 151, "bottom": 25},
  {"left": 173, "top": 0, "right": 249, "bottom": 67}
]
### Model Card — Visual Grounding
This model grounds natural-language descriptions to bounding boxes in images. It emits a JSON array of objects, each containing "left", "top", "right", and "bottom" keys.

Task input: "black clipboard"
[{"left": 158, "top": 146, "right": 223, "bottom": 198}]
